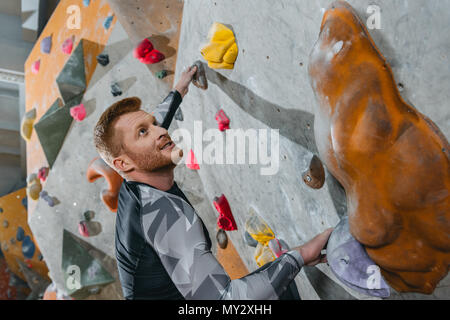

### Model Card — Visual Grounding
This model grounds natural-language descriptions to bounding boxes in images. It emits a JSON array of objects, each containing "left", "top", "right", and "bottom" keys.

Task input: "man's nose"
[{"left": 154, "top": 125, "right": 169, "bottom": 141}]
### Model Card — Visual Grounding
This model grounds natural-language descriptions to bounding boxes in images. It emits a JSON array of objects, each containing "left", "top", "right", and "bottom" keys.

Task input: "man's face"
[{"left": 114, "top": 110, "right": 182, "bottom": 173}]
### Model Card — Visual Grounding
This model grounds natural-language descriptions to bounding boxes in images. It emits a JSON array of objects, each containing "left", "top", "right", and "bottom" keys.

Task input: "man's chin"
[{"left": 170, "top": 146, "right": 183, "bottom": 165}]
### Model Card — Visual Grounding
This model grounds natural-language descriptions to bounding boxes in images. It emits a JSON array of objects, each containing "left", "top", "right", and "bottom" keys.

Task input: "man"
[{"left": 93, "top": 65, "right": 333, "bottom": 300}]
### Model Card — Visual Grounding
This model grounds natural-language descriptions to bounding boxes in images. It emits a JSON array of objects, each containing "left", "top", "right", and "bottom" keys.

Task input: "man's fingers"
[{"left": 189, "top": 65, "right": 198, "bottom": 75}]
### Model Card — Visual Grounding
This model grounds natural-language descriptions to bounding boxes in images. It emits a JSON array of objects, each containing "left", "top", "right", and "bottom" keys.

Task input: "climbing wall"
[
  {"left": 27, "top": 17, "right": 220, "bottom": 299},
  {"left": 0, "top": 188, "right": 49, "bottom": 297},
  {"left": 173, "top": 0, "right": 450, "bottom": 299},
  {"left": 24, "top": 0, "right": 449, "bottom": 300}
]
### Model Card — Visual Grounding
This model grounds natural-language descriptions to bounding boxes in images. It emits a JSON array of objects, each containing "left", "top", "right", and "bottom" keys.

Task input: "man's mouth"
[{"left": 160, "top": 141, "right": 175, "bottom": 151}]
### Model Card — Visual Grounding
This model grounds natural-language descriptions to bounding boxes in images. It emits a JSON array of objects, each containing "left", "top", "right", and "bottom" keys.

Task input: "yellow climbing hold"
[
  {"left": 20, "top": 108, "right": 37, "bottom": 141},
  {"left": 245, "top": 207, "right": 275, "bottom": 246},
  {"left": 26, "top": 173, "right": 42, "bottom": 201},
  {"left": 201, "top": 23, "right": 238, "bottom": 69},
  {"left": 254, "top": 243, "right": 277, "bottom": 267}
]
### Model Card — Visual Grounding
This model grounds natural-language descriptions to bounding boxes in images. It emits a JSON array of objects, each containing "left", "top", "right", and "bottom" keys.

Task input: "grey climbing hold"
[
  {"left": 10, "top": 238, "right": 16, "bottom": 245},
  {"left": 327, "top": 216, "right": 390, "bottom": 298},
  {"left": 3, "top": 220, "right": 9, "bottom": 228},
  {"left": 174, "top": 108, "right": 183, "bottom": 121},
  {"left": 40, "top": 190, "right": 55, "bottom": 207},
  {"left": 96, "top": 53, "right": 109, "bottom": 66},
  {"left": 191, "top": 60, "right": 208, "bottom": 90},
  {"left": 243, "top": 230, "right": 258, "bottom": 247},
  {"left": 216, "top": 229, "right": 228, "bottom": 249},
  {"left": 111, "top": 82, "right": 122, "bottom": 97}
]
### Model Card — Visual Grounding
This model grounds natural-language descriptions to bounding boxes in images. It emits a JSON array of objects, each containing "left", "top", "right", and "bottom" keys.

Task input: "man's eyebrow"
[{"left": 132, "top": 114, "right": 156, "bottom": 136}]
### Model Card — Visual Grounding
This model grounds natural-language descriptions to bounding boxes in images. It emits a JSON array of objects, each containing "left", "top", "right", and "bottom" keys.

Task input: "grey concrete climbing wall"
[
  {"left": 174, "top": 0, "right": 450, "bottom": 299},
  {"left": 28, "top": 0, "right": 450, "bottom": 300}
]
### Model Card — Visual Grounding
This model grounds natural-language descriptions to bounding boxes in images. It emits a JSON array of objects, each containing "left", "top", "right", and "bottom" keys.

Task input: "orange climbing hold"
[
  {"left": 86, "top": 157, "right": 123, "bottom": 212},
  {"left": 308, "top": 1, "right": 450, "bottom": 294}
]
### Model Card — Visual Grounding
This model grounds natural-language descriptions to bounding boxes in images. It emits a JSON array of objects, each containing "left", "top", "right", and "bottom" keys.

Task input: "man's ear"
[{"left": 112, "top": 155, "right": 134, "bottom": 173}]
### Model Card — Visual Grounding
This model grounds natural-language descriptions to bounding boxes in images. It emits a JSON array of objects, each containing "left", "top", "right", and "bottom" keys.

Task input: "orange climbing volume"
[{"left": 308, "top": 1, "right": 449, "bottom": 294}]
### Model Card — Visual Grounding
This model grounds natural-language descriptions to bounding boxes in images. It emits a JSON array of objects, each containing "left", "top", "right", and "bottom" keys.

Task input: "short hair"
[{"left": 93, "top": 97, "right": 142, "bottom": 169}]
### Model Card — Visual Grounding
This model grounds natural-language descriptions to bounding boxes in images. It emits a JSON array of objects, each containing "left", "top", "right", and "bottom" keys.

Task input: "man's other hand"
[
  {"left": 174, "top": 65, "right": 198, "bottom": 98},
  {"left": 295, "top": 228, "right": 333, "bottom": 266}
]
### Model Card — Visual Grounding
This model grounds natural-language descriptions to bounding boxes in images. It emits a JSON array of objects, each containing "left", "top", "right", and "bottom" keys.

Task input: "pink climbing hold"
[
  {"left": 78, "top": 221, "right": 89, "bottom": 237},
  {"left": 214, "top": 194, "right": 238, "bottom": 231},
  {"left": 186, "top": 149, "right": 200, "bottom": 170},
  {"left": 62, "top": 37, "right": 74, "bottom": 54},
  {"left": 31, "top": 60, "right": 40, "bottom": 74},
  {"left": 70, "top": 103, "right": 86, "bottom": 122},
  {"left": 38, "top": 167, "right": 49, "bottom": 182},
  {"left": 268, "top": 238, "right": 288, "bottom": 258},
  {"left": 133, "top": 39, "right": 165, "bottom": 64},
  {"left": 215, "top": 109, "right": 230, "bottom": 131}
]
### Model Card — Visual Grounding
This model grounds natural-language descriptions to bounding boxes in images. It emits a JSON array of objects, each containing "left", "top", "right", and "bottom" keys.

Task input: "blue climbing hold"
[
  {"left": 22, "top": 235, "right": 35, "bottom": 259},
  {"left": 16, "top": 227, "right": 25, "bottom": 241},
  {"left": 22, "top": 197, "right": 27, "bottom": 210},
  {"left": 83, "top": 0, "right": 90, "bottom": 6},
  {"left": 103, "top": 15, "right": 114, "bottom": 30}
]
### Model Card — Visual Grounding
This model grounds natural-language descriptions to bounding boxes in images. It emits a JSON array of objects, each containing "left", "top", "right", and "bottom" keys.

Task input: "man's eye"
[{"left": 139, "top": 128, "right": 147, "bottom": 136}]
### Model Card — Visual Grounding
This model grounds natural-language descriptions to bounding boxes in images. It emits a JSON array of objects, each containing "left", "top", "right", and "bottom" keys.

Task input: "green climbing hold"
[
  {"left": 34, "top": 94, "right": 83, "bottom": 168},
  {"left": 155, "top": 70, "right": 168, "bottom": 79},
  {"left": 62, "top": 230, "right": 115, "bottom": 299},
  {"left": 56, "top": 40, "right": 86, "bottom": 104}
]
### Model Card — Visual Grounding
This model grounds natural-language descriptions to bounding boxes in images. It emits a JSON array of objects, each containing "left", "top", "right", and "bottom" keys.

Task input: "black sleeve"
[{"left": 153, "top": 90, "right": 182, "bottom": 129}]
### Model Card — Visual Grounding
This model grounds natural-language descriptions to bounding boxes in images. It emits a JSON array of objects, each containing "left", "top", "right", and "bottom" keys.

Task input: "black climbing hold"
[
  {"left": 38, "top": 253, "right": 43, "bottom": 261},
  {"left": 83, "top": 210, "right": 95, "bottom": 221},
  {"left": 96, "top": 53, "right": 109, "bottom": 66},
  {"left": 17, "top": 227, "right": 25, "bottom": 241},
  {"left": 155, "top": 70, "right": 167, "bottom": 79},
  {"left": 111, "top": 83, "right": 122, "bottom": 97},
  {"left": 0, "top": 207, "right": 3, "bottom": 213}
]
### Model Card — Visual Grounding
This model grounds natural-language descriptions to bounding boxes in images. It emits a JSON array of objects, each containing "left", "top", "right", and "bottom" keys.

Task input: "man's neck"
[{"left": 127, "top": 167, "right": 175, "bottom": 191}]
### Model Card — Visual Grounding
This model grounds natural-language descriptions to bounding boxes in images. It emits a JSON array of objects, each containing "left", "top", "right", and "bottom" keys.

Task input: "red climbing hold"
[
  {"left": 214, "top": 194, "right": 238, "bottom": 231},
  {"left": 134, "top": 39, "right": 153, "bottom": 60},
  {"left": 146, "top": 49, "right": 165, "bottom": 64},
  {"left": 133, "top": 38, "right": 165, "bottom": 64},
  {"left": 70, "top": 103, "right": 86, "bottom": 122},
  {"left": 215, "top": 109, "right": 230, "bottom": 131},
  {"left": 186, "top": 149, "right": 200, "bottom": 170},
  {"left": 24, "top": 259, "right": 32, "bottom": 269}
]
